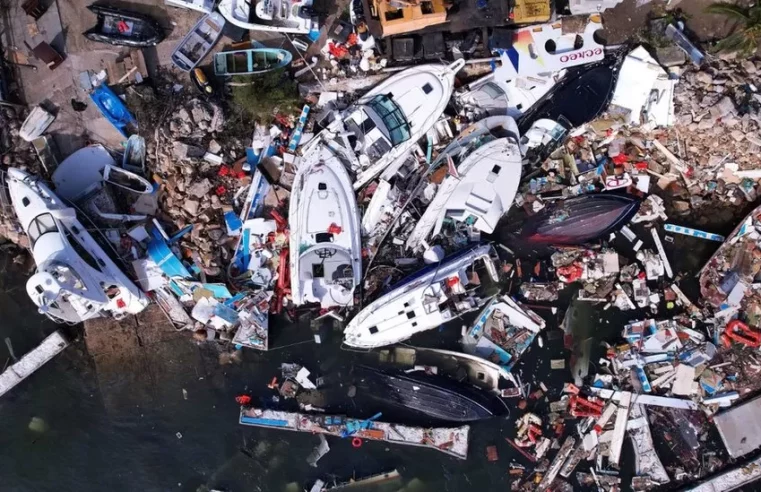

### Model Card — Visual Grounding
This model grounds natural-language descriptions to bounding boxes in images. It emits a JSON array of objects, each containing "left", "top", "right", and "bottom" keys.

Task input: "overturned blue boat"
[
  {"left": 355, "top": 365, "right": 506, "bottom": 422},
  {"left": 90, "top": 85, "right": 137, "bottom": 138},
  {"left": 520, "top": 193, "right": 640, "bottom": 245}
]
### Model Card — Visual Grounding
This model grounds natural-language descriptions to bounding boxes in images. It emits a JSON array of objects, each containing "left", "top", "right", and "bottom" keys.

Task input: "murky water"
[{"left": 0, "top": 199, "right": 741, "bottom": 492}]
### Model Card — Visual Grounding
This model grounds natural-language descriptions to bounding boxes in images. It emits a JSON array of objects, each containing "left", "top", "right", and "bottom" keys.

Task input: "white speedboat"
[
  {"left": 218, "top": 0, "right": 317, "bottom": 34},
  {"left": 6, "top": 168, "right": 149, "bottom": 323},
  {"left": 304, "top": 60, "right": 464, "bottom": 191},
  {"left": 455, "top": 70, "right": 566, "bottom": 120},
  {"left": 289, "top": 144, "right": 361, "bottom": 308},
  {"left": 405, "top": 115, "right": 523, "bottom": 252},
  {"left": 462, "top": 295, "right": 545, "bottom": 371},
  {"left": 343, "top": 245, "right": 499, "bottom": 349}
]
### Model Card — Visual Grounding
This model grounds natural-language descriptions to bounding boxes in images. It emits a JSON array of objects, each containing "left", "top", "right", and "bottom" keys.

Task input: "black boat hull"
[
  {"left": 355, "top": 365, "right": 505, "bottom": 422},
  {"left": 520, "top": 193, "right": 640, "bottom": 245},
  {"left": 84, "top": 5, "right": 164, "bottom": 48}
]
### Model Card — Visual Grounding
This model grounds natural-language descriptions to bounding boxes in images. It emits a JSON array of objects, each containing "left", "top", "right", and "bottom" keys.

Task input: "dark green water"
[{"left": 0, "top": 196, "right": 741, "bottom": 492}]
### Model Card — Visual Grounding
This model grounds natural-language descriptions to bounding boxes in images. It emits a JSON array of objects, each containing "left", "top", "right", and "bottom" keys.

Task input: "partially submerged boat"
[
  {"left": 218, "top": 0, "right": 318, "bottom": 35},
  {"left": 171, "top": 12, "right": 226, "bottom": 72},
  {"left": 289, "top": 145, "right": 361, "bottom": 308},
  {"left": 19, "top": 106, "right": 55, "bottom": 142},
  {"left": 83, "top": 5, "right": 164, "bottom": 47},
  {"left": 90, "top": 84, "right": 137, "bottom": 138},
  {"left": 6, "top": 168, "right": 149, "bottom": 323},
  {"left": 355, "top": 365, "right": 506, "bottom": 422},
  {"left": 343, "top": 245, "right": 499, "bottom": 349},
  {"left": 304, "top": 60, "right": 465, "bottom": 191},
  {"left": 405, "top": 115, "right": 523, "bottom": 253},
  {"left": 699, "top": 203, "right": 761, "bottom": 308},
  {"left": 519, "top": 194, "right": 640, "bottom": 245},
  {"left": 462, "top": 295, "right": 546, "bottom": 372},
  {"left": 213, "top": 48, "right": 292, "bottom": 76}
]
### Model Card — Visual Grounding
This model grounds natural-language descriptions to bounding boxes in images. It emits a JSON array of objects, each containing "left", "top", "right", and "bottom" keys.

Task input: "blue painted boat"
[
  {"left": 90, "top": 84, "right": 136, "bottom": 138},
  {"left": 213, "top": 48, "right": 292, "bottom": 76}
]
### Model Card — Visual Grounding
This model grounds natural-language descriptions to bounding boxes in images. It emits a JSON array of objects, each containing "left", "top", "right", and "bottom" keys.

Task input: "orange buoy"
[{"left": 351, "top": 437, "right": 362, "bottom": 448}]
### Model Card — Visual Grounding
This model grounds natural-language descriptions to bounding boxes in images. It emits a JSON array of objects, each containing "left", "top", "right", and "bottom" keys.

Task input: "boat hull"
[
  {"left": 213, "top": 48, "right": 292, "bottom": 75},
  {"left": 519, "top": 193, "right": 640, "bottom": 245},
  {"left": 84, "top": 5, "right": 164, "bottom": 47},
  {"left": 355, "top": 366, "right": 505, "bottom": 422},
  {"left": 218, "top": 0, "right": 315, "bottom": 34},
  {"left": 289, "top": 146, "right": 361, "bottom": 308},
  {"left": 171, "top": 13, "right": 226, "bottom": 72}
]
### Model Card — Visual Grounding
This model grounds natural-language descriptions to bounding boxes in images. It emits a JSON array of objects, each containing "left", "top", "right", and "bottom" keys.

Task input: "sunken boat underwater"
[
  {"left": 519, "top": 194, "right": 640, "bottom": 245},
  {"left": 5, "top": 168, "right": 149, "bottom": 323},
  {"left": 355, "top": 365, "right": 506, "bottom": 422},
  {"left": 343, "top": 245, "right": 500, "bottom": 349},
  {"left": 289, "top": 145, "right": 362, "bottom": 308},
  {"left": 83, "top": 5, "right": 164, "bottom": 47},
  {"left": 699, "top": 203, "right": 761, "bottom": 308},
  {"left": 405, "top": 115, "right": 524, "bottom": 252},
  {"left": 463, "top": 295, "right": 546, "bottom": 371}
]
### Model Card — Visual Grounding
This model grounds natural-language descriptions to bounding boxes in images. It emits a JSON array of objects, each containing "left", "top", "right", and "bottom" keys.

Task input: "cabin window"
[
  {"left": 406, "top": 311, "right": 416, "bottom": 319},
  {"left": 491, "top": 165, "right": 501, "bottom": 175},
  {"left": 318, "top": 183, "right": 327, "bottom": 191},
  {"left": 481, "top": 83, "right": 504, "bottom": 99},
  {"left": 28, "top": 213, "right": 58, "bottom": 248},
  {"left": 315, "top": 233, "right": 333, "bottom": 243},
  {"left": 366, "top": 94, "right": 411, "bottom": 146},
  {"left": 411, "top": 322, "right": 417, "bottom": 327},
  {"left": 403, "top": 302, "right": 410, "bottom": 307},
  {"left": 477, "top": 372, "right": 485, "bottom": 380},
  {"left": 312, "top": 264, "right": 325, "bottom": 278},
  {"left": 35, "top": 285, "right": 44, "bottom": 294},
  {"left": 22, "top": 197, "right": 30, "bottom": 207},
  {"left": 369, "top": 326, "right": 379, "bottom": 334},
  {"left": 422, "top": 83, "right": 433, "bottom": 94}
]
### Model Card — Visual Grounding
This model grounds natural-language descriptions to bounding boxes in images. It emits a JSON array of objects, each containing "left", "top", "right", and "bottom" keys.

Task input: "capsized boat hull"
[
  {"left": 90, "top": 85, "right": 136, "bottom": 138},
  {"left": 19, "top": 106, "right": 55, "bottom": 142},
  {"left": 289, "top": 145, "right": 361, "bottom": 308},
  {"left": 171, "top": 12, "right": 226, "bottom": 72},
  {"left": 344, "top": 245, "right": 499, "bottom": 348},
  {"left": 6, "top": 168, "right": 149, "bottom": 323},
  {"left": 355, "top": 365, "right": 505, "bottom": 422},
  {"left": 84, "top": 5, "right": 164, "bottom": 47},
  {"left": 213, "top": 48, "right": 292, "bottom": 75},
  {"left": 519, "top": 194, "right": 640, "bottom": 245}
]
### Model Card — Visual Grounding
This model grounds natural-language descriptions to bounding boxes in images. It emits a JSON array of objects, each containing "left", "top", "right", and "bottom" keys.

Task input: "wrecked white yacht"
[
  {"left": 289, "top": 145, "right": 362, "bottom": 308},
  {"left": 218, "top": 0, "right": 317, "bottom": 35},
  {"left": 405, "top": 115, "right": 523, "bottom": 252},
  {"left": 455, "top": 70, "right": 566, "bottom": 120},
  {"left": 305, "top": 60, "right": 464, "bottom": 191},
  {"left": 343, "top": 245, "right": 499, "bottom": 349},
  {"left": 462, "top": 295, "right": 545, "bottom": 372},
  {"left": 6, "top": 168, "right": 149, "bottom": 323}
]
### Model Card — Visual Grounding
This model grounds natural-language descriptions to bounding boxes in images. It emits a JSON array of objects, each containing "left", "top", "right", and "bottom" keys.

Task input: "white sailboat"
[
  {"left": 405, "top": 115, "right": 523, "bottom": 252},
  {"left": 218, "top": 0, "right": 317, "bottom": 34},
  {"left": 7, "top": 168, "right": 149, "bottom": 323},
  {"left": 303, "top": 60, "right": 464, "bottom": 191},
  {"left": 289, "top": 144, "right": 361, "bottom": 308},
  {"left": 343, "top": 245, "right": 499, "bottom": 349}
]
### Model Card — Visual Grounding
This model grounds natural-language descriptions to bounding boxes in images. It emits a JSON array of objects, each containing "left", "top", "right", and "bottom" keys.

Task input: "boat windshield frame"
[
  {"left": 28, "top": 213, "right": 59, "bottom": 248},
  {"left": 365, "top": 94, "right": 411, "bottom": 146}
]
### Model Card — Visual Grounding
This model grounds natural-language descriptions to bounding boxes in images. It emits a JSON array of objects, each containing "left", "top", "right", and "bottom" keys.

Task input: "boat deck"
[{"left": 239, "top": 407, "right": 470, "bottom": 459}]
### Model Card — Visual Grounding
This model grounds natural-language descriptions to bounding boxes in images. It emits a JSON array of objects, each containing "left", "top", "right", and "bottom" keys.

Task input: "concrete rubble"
[{"left": 4, "top": 1, "right": 761, "bottom": 490}]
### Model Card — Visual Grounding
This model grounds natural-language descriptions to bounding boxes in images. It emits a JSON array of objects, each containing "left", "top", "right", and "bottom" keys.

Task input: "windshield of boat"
[
  {"left": 365, "top": 94, "right": 411, "bottom": 146},
  {"left": 28, "top": 213, "right": 59, "bottom": 248},
  {"left": 437, "top": 133, "right": 498, "bottom": 170}
]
